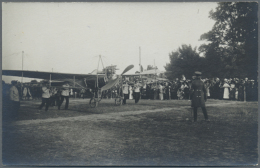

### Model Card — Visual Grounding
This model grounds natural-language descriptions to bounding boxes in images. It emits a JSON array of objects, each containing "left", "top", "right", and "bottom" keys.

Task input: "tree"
[
  {"left": 199, "top": 2, "right": 258, "bottom": 79},
  {"left": 147, "top": 65, "right": 157, "bottom": 70},
  {"left": 165, "top": 44, "right": 205, "bottom": 80}
]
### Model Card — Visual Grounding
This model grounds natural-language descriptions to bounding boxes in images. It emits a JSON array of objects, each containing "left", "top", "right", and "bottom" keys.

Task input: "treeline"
[{"left": 165, "top": 2, "right": 258, "bottom": 80}]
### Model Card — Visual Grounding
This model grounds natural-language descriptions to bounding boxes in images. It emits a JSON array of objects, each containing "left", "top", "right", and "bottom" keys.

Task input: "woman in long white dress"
[
  {"left": 159, "top": 83, "right": 164, "bottom": 100},
  {"left": 129, "top": 85, "right": 133, "bottom": 100},
  {"left": 223, "top": 80, "right": 230, "bottom": 100},
  {"left": 205, "top": 80, "right": 211, "bottom": 98}
]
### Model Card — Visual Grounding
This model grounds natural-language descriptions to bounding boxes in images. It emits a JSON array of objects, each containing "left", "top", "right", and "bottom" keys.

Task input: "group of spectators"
[
  {"left": 118, "top": 77, "right": 258, "bottom": 102},
  {"left": 2, "top": 80, "right": 75, "bottom": 120},
  {"left": 2, "top": 76, "right": 258, "bottom": 120},
  {"left": 3, "top": 81, "right": 90, "bottom": 100}
]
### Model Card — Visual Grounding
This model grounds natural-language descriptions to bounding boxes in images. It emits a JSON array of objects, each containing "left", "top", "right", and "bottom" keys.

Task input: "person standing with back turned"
[{"left": 190, "top": 71, "right": 209, "bottom": 122}]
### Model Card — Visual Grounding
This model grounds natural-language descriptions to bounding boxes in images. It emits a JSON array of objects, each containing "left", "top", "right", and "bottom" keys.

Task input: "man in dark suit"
[{"left": 190, "top": 71, "right": 209, "bottom": 122}]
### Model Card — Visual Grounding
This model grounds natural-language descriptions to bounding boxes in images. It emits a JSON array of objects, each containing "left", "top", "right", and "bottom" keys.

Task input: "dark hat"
[{"left": 194, "top": 71, "right": 202, "bottom": 76}]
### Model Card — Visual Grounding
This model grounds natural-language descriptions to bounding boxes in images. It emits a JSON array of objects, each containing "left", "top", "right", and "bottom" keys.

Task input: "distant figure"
[
  {"left": 164, "top": 82, "right": 170, "bottom": 100},
  {"left": 39, "top": 82, "right": 50, "bottom": 111},
  {"left": 58, "top": 81, "right": 70, "bottom": 110},
  {"left": 152, "top": 83, "right": 158, "bottom": 100},
  {"left": 70, "top": 89, "right": 74, "bottom": 98},
  {"left": 80, "top": 89, "right": 86, "bottom": 99},
  {"left": 204, "top": 79, "right": 211, "bottom": 98},
  {"left": 6, "top": 81, "right": 20, "bottom": 120},
  {"left": 22, "top": 84, "right": 32, "bottom": 100},
  {"left": 238, "top": 80, "right": 244, "bottom": 101},
  {"left": 50, "top": 87, "right": 58, "bottom": 106},
  {"left": 229, "top": 81, "right": 236, "bottom": 100},
  {"left": 219, "top": 81, "right": 224, "bottom": 100},
  {"left": 223, "top": 79, "right": 230, "bottom": 100},
  {"left": 190, "top": 71, "right": 209, "bottom": 122},
  {"left": 159, "top": 83, "right": 164, "bottom": 100},
  {"left": 122, "top": 81, "right": 129, "bottom": 104},
  {"left": 129, "top": 85, "right": 133, "bottom": 100},
  {"left": 146, "top": 83, "right": 151, "bottom": 99},
  {"left": 213, "top": 78, "right": 220, "bottom": 99},
  {"left": 134, "top": 81, "right": 142, "bottom": 103}
]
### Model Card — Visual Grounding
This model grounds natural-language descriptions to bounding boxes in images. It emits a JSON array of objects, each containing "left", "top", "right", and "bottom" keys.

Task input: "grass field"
[{"left": 2, "top": 98, "right": 258, "bottom": 166}]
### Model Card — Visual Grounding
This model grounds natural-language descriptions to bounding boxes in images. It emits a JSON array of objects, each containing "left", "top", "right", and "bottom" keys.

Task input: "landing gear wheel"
[{"left": 89, "top": 98, "right": 98, "bottom": 108}]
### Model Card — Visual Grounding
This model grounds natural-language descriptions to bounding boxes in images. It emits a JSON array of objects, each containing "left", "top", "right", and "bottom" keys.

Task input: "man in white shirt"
[
  {"left": 58, "top": 81, "right": 70, "bottom": 110},
  {"left": 39, "top": 81, "right": 50, "bottom": 111},
  {"left": 122, "top": 81, "right": 129, "bottom": 104}
]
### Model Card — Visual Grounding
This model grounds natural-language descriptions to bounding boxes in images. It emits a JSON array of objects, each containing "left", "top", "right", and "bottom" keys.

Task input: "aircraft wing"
[
  {"left": 2, "top": 70, "right": 106, "bottom": 89},
  {"left": 2, "top": 70, "right": 105, "bottom": 80}
]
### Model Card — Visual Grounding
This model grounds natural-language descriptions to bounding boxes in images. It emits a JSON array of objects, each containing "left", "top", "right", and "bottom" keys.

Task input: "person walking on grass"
[{"left": 190, "top": 71, "right": 209, "bottom": 122}]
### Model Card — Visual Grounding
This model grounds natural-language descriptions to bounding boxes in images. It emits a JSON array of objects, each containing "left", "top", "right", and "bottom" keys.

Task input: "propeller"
[{"left": 121, "top": 64, "right": 134, "bottom": 75}]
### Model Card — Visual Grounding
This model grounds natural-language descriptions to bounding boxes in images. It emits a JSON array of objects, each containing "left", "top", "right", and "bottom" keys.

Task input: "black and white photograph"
[{"left": 2, "top": 2, "right": 258, "bottom": 166}]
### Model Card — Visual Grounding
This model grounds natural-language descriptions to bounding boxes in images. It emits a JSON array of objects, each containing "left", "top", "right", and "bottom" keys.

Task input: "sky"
[{"left": 2, "top": 2, "right": 218, "bottom": 83}]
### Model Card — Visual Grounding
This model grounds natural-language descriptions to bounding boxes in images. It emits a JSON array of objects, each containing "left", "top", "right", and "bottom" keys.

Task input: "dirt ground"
[{"left": 2, "top": 98, "right": 258, "bottom": 166}]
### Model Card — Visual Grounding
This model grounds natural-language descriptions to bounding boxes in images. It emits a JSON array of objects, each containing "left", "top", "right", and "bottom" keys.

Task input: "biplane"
[{"left": 2, "top": 64, "right": 134, "bottom": 108}]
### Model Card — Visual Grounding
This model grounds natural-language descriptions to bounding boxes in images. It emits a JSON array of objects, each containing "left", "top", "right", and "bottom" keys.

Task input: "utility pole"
[
  {"left": 21, "top": 51, "right": 24, "bottom": 99},
  {"left": 96, "top": 55, "right": 101, "bottom": 88},
  {"left": 139, "top": 47, "right": 142, "bottom": 100},
  {"left": 139, "top": 47, "right": 141, "bottom": 77},
  {"left": 22, "top": 51, "right": 24, "bottom": 84}
]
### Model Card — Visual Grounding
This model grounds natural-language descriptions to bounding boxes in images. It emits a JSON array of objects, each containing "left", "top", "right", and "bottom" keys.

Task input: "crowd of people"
[
  {"left": 114, "top": 76, "right": 257, "bottom": 104},
  {"left": 2, "top": 75, "right": 258, "bottom": 120}
]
